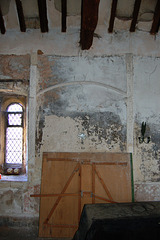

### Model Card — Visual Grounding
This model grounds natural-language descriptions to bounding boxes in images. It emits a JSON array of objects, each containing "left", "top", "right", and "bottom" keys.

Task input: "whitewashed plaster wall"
[{"left": 0, "top": 30, "right": 160, "bottom": 57}]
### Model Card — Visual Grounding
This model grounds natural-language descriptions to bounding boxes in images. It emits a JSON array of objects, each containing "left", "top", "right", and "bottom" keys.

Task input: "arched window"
[{"left": 5, "top": 103, "right": 24, "bottom": 165}]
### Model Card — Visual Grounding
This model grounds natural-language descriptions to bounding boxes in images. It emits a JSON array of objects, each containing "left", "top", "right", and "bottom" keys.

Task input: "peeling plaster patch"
[
  {"left": 75, "top": 112, "right": 126, "bottom": 151},
  {"left": 39, "top": 112, "right": 126, "bottom": 156},
  {"left": 149, "top": 123, "right": 160, "bottom": 145},
  {"left": 139, "top": 149, "right": 160, "bottom": 182}
]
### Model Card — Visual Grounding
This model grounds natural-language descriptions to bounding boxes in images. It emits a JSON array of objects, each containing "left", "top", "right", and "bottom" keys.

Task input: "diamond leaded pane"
[
  {"left": 8, "top": 113, "right": 22, "bottom": 126},
  {"left": 6, "top": 127, "right": 23, "bottom": 164}
]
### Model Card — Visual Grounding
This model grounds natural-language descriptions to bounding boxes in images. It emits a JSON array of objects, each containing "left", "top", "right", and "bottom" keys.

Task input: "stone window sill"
[{"left": 0, "top": 174, "right": 28, "bottom": 182}]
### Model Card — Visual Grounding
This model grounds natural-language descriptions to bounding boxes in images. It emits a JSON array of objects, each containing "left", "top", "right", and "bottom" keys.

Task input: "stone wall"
[{"left": 0, "top": 27, "right": 160, "bottom": 219}]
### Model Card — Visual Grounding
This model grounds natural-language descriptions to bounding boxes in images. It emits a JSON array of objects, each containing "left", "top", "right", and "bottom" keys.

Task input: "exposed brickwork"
[
  {"left": 37, "top": 55, "right": 57, "bottom": 90},
  {"left": 0, "top": 55, "right": 30, "bottom": 80}
]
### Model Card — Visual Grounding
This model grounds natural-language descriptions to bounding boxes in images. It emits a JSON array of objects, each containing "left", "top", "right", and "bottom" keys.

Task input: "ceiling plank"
[
  {"left": 61, "top": 0, "right": 67, "bottom": 32},
  {"left": 130, "top": 0, "right": 141, "bottom": 32},
  {"left": 80, "top": 0, "right": 100, "bottom": 50},
  {"left": 15, "top": 0, "right": 26, "bottom": 32},
  {"left": 108, "top": 0, "right": 118, "bottom": 33},
  {"left": 0, "top": 6, "right": 6, "bottom": 34},
  {"left": 37, "top": 0, "right": 48, "bottom": 33},
  {"left": 150, "top": 0, "right": 160, "bottom": 34}
]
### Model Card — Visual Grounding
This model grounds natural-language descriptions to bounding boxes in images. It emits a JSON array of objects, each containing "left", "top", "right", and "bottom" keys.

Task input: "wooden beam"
[
  {"left": 156, "top": 18, "right": 160, "bottom": 33},
  {"left": 15, "top": 0, "right": 26, "bottom": 32},
  {"left": 80, "top": 0, "right": 100, "bottom": 50},
  {"left": 108, "top": 0, "right": 118, "bottom": 33},
  {"left": 150, "top": 0, "right": 160, "bottom": 34},
  {"left": 0, "top": 5, "right": 6, "bottom": 34},
  {"left": 130, "top": 0, "right": 141, "bottom": 32},
  {"left": 61, "top": 0, "right": 67, "bottom": 32},
  {"left": 37, "top": 0, "right": 48, "bottom": 33}
]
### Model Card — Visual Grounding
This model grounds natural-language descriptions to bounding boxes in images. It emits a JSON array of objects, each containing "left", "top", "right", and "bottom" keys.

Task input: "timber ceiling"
[{"left": 0, "top": 0, "right": 160, "bottom": 50}]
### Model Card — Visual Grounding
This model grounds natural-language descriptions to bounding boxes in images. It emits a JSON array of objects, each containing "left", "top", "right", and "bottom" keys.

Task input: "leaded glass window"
[{"left": 5, "top": 103, "right": 24, "bottom": 164}]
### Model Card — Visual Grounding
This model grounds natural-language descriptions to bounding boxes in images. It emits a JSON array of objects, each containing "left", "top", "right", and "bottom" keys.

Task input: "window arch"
[{"left": 5, "top": 103, "right": 24, "bottom": 165}]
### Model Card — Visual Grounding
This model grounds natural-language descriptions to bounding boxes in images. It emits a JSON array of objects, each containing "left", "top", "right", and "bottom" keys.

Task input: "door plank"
[
  {"left": 94, "top": 166, "right": 113, "bottom": 201},
  {"left": 44, "top": 162, "right": 80, "bottom": 225}
]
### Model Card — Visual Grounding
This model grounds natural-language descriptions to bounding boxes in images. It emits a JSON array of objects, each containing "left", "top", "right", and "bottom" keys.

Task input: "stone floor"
[{"left": 0, "top": 226, "right": 72, "bottom": 240}]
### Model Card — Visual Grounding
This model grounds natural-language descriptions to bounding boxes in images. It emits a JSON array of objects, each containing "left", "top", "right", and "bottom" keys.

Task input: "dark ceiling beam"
[
  {"left": 15, "top": 0, "right": 26, "bottom": 32},
  {"left": 61, "top": 0, "right": 67, "bottom": 32},
  {"left": 150, "top": 0, "right": 160, "bottom": 34},
  {"left": 156, "top": 18, "right": 160, "bottom": 33},
  {"left": 130, "top": 0, "right": 141, "bottom": 32},
  {"left": 80, "top": 0, "right": 100, "bottom": 50},
  {"left": 108, "top": 0, "right": 118, "bottom": 33},
  {"left": 0, "top": 5, "right": 6, "bottom": 34},
  {"left": 37, "top": 0, "right": 48, "bottom": 33}
]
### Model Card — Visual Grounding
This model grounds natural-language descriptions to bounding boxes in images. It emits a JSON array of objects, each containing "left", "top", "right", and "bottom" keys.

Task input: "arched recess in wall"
[
  {"left": 37, "top": 81, "right": 127, "bottom": 97},
  {"left": 0, "top": 95, "right": 27, "bottom": 174},
  {"left": 37, "top": 81, "right": 127, "bottom": 119}
]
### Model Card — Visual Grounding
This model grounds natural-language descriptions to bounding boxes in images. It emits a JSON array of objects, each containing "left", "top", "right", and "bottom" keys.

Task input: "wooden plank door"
[{"left": 38, "top": 152, "right": 133, "bottom": 238}]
